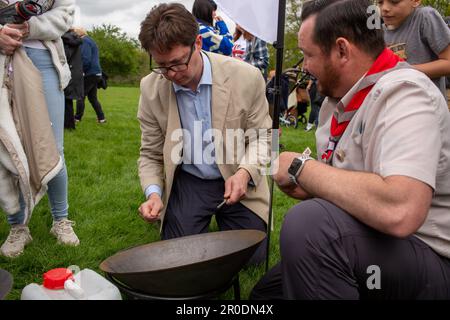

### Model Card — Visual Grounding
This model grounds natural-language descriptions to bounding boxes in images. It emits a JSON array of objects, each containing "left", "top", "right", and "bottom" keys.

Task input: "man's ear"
[
  {"left": 335, "top": 37, "right": 350, "bottom": 61},
  {"left": 412, "top": 0, "right": 421, "bottom": 8},
  {"left": 195, "top": 35, "right": 202, "bottom": 50}
]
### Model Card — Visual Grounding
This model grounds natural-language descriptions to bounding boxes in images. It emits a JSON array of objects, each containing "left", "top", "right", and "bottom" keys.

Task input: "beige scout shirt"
[{"left": 315, "top": 68, "right": 450, "bottom": 258}]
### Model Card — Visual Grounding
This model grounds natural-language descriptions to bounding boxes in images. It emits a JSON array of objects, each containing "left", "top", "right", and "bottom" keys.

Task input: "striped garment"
[
  {"left": 244, "top": 37, "right": 269, "bottom": 77},
  {"left": 198, "top": 20, "right": 233, "bottom": 56}
]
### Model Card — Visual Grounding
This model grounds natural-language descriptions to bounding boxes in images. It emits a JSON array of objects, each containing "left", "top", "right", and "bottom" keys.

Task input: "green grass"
[{"left": 0, "top": 87, "right": 316, "bottom": 300}]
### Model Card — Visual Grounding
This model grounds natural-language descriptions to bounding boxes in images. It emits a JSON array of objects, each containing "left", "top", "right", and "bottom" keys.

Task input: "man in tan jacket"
[{"left": 137, "top": 3, "right": 271, "bottom": 265}]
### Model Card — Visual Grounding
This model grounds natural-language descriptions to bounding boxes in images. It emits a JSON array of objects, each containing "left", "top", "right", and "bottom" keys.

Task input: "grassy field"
[{"left": 0, "top": 86, "right": 316, "bottom": 300}]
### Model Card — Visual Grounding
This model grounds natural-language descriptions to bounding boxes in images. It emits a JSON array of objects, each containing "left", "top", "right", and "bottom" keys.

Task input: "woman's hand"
[
  {"left": 6, "top": 22, "right": 29, "bottom": 39},
  {"left": 0, "top": 25, "right": 24, "bottom": 55}
]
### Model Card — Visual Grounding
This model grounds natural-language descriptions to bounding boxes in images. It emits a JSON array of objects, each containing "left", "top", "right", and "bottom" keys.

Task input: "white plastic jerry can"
[{"left": 21, "top": 268, "right": 122, "bottom": 300}]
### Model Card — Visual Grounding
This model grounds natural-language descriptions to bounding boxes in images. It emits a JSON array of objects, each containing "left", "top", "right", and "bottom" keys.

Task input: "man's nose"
[
  {"left": 165, "top": 69, "right": 177, "bottom": 79},
  {"left": 302, "top": 59, "right": 309, "bottom": 73}
]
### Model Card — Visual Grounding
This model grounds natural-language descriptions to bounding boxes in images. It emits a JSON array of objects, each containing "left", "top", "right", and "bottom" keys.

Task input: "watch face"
[{"left": 288, "top": 158, "right": 302, "bottom": 176}]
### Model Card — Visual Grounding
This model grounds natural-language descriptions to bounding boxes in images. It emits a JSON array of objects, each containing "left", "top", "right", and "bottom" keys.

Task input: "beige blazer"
[{"left": 137, "top": 52, "right": 272, "bottom": 225}]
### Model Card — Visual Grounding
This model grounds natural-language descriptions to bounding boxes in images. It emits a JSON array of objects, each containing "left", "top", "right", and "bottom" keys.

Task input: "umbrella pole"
[{"left": 266, "top": 0, "right": 286, "bottom": 273}]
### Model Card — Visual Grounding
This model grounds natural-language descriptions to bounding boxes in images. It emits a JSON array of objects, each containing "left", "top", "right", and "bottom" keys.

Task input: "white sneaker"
[
  {"left": 305, "top": 123, "right": 315, "bottom": 132},
  {"left": 0, "top": 225, "right": 32, "bottom": 258},
  {"left": 50, "top": 219, "right": 80, "bottom": 246}
]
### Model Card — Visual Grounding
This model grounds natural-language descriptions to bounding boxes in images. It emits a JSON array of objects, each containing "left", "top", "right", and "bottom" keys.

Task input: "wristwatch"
[{"left": 287, "top": 154, "right": 313, "bottom": 185}]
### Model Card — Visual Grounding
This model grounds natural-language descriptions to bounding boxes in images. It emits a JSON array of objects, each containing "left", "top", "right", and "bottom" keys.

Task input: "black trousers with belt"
[
  {"left": 162, "top": 169, "right": 267, "bottom": 266},
  {"left": 251, "top": 198, "right": 450, "bottom": 300}
]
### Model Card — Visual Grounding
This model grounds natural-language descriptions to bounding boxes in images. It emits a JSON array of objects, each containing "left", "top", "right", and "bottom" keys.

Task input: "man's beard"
[{"left": 317, "top": 61, "right": 341, "bottom": 98}]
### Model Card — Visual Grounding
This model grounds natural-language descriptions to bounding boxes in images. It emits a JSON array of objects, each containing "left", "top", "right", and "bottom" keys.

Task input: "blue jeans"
[{"left": 8, "top": 47, "right": 69, "bottom": 225}]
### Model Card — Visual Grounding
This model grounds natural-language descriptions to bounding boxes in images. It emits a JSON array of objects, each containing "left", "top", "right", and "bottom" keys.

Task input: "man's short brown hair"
[
  {"left": 302, "top": 0, "right": 385, "bottom": 59},
  {"left": 139, "top": 3, "right": 199, "bottom": 54}
]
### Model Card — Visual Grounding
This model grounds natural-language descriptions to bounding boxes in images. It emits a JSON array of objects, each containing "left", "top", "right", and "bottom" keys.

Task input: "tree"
[
  {"left": 283, "top": 0, "right": 303, "bottom": 69},
  {"left": 88, "top": 24, "right": 149, "bottom": 82},
  {"left": 268, "top": 0, "right": 303, "bottom": 74},
  {"left": 422, "top": 0, "right": 450, "bottom": 16}
]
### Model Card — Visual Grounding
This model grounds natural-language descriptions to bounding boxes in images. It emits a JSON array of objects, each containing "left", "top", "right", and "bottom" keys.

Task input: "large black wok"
[
  {"left": 0, "top": 269, "right": 13, "bottom": 300},
  {"left": 100, "top": 229, "right": 265, "bottom": 298}
]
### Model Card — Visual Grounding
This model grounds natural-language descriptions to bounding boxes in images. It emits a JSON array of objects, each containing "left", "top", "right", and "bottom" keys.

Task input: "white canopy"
[{"left": 215, "top": 0, "right": 279, "bottom": 44}]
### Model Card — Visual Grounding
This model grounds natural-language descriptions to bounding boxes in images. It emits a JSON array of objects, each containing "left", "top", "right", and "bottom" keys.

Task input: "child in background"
[
  {"left": 379, "top": 0, "right": 450, "bottom": 99},
  {"left": 232, "top": 25, "right": 247, "bottom": 60}
]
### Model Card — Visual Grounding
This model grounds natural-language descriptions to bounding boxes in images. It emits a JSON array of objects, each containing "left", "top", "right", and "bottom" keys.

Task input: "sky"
[{"left": 74, "top": 0, "right": 236, "bottom": 40}]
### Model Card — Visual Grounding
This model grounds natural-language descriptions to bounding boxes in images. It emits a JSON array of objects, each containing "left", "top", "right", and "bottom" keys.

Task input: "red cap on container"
[{"left": 43, "top": 268, "right": 74, "bottom": 290}]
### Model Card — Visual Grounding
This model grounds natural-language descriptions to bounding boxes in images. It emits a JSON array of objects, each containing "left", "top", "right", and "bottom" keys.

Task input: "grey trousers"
[
  {"left": 251, "top": 198, "right": 450, "bottom": 300},
  {"left": 162, "top": 169, "right": 267, "bottom": 266}
]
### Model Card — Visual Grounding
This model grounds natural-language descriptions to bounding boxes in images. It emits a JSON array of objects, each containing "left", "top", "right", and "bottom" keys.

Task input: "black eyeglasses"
[{"left": 151, "top": 44, "right": 195, "bottom": 75}]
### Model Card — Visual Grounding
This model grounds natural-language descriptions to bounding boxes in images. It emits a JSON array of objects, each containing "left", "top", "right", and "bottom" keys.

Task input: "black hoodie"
[{"left": 62, "top": 30, "right": 84, "bottom": 100}]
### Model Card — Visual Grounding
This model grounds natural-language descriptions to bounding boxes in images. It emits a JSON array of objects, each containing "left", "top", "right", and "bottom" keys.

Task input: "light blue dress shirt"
[{"left": 145, "top": 52, "right": 221, "bottom": 199}]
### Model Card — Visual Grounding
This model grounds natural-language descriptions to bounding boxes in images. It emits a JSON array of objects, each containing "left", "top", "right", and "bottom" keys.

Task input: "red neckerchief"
[{"left": 321, "top": 48, "right": 404, "bottom": 163}]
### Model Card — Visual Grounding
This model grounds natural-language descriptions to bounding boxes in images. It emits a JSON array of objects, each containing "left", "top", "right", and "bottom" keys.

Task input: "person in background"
[
  {"left": 74, "top": 28, "right": 106, "bottom": 123},
  {"left": 192, "top": 0, "right": 233, "bottom": 56},
  {"left": 232, "top": 24, "right": 247, "bottom": 60},
  {"left": 62, "top": 28, "right": 83, "bottom": 130},
  {"left": 239, "top": 25, "right": 269, "bottom": 80},
  {"left": 304, "top": 77, "right": 324, "bottom": 132},
  {"left": 1, "top": 0, "right": 80, "bottom": 258},
  {"left": 379, "top": 0, "right": 450, "bottom": 100}
]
